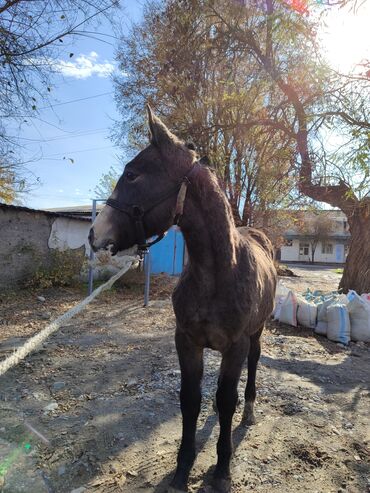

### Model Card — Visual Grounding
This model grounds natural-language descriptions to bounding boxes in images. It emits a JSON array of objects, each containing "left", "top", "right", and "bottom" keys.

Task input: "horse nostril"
[{"left": 88, "top": 228, "right": 95, "bottom": 246}]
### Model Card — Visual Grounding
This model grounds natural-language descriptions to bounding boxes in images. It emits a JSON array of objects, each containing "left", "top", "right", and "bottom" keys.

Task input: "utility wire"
[
  {"left": 13, "top": 127, "right": 109, "bottom": 144},
  {"left": 2, "top": 91, "right": 114, "bottom": 118},
  {"left": 37, "top": 91, "right": 114, "bottom": 110},
  {"left": 41, "top": 144, "right": 116, "bottom": 159}
]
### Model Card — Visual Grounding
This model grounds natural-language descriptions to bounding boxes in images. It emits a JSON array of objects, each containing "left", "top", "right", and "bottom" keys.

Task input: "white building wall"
[
  {"left": 48, "top": 217, "right": 91, "bottom": 255},
  {"left": 281, "top": 239, "right": 346, "bottom": 264},
  {"left": 314, "top": 242, "right": 345, "bottom": 263},
  {"left": 281, "top": 239, "right": 300, "bottom": 261}
]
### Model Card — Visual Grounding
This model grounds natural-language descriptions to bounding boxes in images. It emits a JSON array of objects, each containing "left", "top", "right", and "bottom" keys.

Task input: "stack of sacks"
[
  {"left": 274, "top": 285, "right": 370, "bottom": 345},
  {"left": 275, "top": 287, "right": 318, "bottom": 329}
]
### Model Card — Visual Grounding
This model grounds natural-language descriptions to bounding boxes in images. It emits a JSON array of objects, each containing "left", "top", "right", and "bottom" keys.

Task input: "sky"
[
  {"left": 13, "top": 0, "right": 370, "bottom": 210},
  {"left": 17, "top": 1, "right": 144, "bottom": 210}
]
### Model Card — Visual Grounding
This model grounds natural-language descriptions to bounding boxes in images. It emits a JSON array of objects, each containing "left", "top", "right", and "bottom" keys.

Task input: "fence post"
[
  {"left": 144, "top": 250, "right": 151, "bottom": 306},
  {"left": 88, "top": 199, "right": 97, "bottom": 295}
]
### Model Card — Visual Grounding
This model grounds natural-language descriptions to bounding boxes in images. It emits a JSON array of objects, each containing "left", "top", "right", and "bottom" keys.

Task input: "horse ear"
[{"left": 146, "top": 104, "right": 180, "bottom": 151}]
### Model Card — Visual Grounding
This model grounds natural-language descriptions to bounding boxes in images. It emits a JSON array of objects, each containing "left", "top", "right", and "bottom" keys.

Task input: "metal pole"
[
  {"left": 172, "top": 228, "right": 177, "bottom": 275},
  {"left": 143, "top": 250, "right": 151, "bottom": 306},
  {"left": 88, "top": 199, "right": 97, "bottom": 295}
]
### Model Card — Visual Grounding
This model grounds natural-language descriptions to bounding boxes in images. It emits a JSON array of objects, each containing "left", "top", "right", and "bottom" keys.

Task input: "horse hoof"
[
  {"left": 210, "top": 477, "right": 231, "bottom": 493},
  {"left": 241, "top": 413, "right": 256, "bottom": 427},
  {"left": 242, "top": 402, "right": 256, "bottom": 426}
]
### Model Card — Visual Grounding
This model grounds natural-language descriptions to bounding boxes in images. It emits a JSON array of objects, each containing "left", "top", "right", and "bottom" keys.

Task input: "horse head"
[{"left": 89, "top": 106, "right": 197, "bottom": 254}]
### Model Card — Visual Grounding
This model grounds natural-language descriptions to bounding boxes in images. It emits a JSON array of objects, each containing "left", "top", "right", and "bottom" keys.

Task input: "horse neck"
[{"left": 179, "top": 167, "right": 239, "bottom": 273}]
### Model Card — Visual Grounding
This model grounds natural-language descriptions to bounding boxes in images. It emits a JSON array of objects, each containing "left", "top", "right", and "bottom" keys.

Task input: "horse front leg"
[
  {"left": 169, "top": 329, "right": 203, "bottom": 493},
  {"left": 212, "top": 336, "right": 250, "bottom": 493}
]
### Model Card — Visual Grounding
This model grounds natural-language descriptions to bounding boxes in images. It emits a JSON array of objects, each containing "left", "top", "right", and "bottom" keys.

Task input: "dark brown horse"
[{"left": 89, "top": 106, "right": 277, "bottom": 493}]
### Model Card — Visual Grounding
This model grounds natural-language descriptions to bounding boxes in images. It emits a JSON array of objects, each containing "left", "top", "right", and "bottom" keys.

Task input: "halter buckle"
[{"left": 132, "top": 205, "right": 144, "bottom": 218}]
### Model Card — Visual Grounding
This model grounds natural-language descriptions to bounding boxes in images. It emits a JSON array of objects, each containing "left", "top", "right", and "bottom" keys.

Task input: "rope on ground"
[{"left": 0, "top": 255, "right": 138, "bottom": 378}]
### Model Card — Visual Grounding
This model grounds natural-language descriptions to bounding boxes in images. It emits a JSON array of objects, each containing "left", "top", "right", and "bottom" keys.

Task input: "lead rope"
[{"left": 0, "top": 256, "right": 138, "bottom": 378}]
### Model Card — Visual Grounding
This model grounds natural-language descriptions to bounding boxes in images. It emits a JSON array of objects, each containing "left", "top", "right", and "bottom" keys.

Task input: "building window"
[
  {"left": 322, "top": 242, "right": 333, "bottom": 254},
  {"left": 299, "top": 243, "right": 309, "bottom": 256},
  {"left": 284, "top": 239, "right": 293, "bottom": 247}
]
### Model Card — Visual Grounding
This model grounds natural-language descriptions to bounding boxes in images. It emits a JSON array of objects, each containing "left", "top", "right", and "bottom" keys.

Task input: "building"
[
  {"left": 280, "top": 210, "right": 350, "bottom": 264},
  {"left": 0, "top": 203, "right": 90, "bottom": 289}
]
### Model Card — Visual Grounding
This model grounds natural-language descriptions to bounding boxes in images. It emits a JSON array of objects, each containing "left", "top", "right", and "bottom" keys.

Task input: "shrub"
[{"left": 25, "top": 249, "right": 85, "bottom": 288}]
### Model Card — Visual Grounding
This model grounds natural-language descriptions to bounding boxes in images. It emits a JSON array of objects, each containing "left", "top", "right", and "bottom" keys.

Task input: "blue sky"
[
  {"left": 14, "top": 1, "right": 369, "bottom": 210},
  {"left": 17, "top": 1, "right": 144, "bottom": 210}
]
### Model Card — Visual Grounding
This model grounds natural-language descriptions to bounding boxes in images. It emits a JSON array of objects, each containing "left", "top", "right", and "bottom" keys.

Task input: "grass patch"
[{"left": 333, "top": 268, "right": 344, "bottom": 274}]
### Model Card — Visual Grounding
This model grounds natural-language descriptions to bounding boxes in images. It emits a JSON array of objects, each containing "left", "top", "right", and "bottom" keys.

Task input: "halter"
[{"left": 105, "top": 162, "right": 200, "bottom": 253}]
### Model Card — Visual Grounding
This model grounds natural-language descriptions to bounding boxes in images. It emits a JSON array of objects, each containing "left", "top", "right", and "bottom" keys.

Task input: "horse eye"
[{"left": 125, "top": 171, "right": 137, "bottom": 182}]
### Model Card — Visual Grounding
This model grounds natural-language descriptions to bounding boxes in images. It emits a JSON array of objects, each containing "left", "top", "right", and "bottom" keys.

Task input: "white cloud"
[{"left": 55, "top": 52, "right": 115, "bottom": 79}]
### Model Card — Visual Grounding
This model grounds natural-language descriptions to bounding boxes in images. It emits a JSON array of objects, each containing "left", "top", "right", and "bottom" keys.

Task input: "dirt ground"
[{"left": 0, "top": 267, "right": 369, "bottom": 493}]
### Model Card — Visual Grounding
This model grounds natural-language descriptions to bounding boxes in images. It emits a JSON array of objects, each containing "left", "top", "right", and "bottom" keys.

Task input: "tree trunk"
[
  {"left": 339, "top": 207, "right": 370, "bottom": 294},
  {"left": 229, "top": 12, "right": 369, "bottom": 293}
]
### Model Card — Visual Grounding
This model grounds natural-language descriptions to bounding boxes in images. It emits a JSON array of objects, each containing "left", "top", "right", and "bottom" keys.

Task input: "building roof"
[
  {"left": 285, "top": 233, "right": 350, "bottom": 242},
  {"left": 0, "top": 203, "right": 91, "bottom": 221},
  {"left": 45, "top": 204, "right": 105, "bottom": 218}
]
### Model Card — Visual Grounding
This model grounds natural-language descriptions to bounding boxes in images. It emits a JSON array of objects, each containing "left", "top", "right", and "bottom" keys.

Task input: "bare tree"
[
  {"left": 0, "top": 0, "right": 118, "bottom": 202},
  {"left": 114, "top": 0, "right": 300, "bottom": 227},
  {"left": 208, "top": 0, "right": 369, "bottom": 293},
  {"left": 296, "top": 212, "right": 334, "bottom": 264}
]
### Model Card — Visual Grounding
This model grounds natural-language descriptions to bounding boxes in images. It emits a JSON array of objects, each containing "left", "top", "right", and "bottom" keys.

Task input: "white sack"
[
  {"left": 297, "top": 298, "right": 317, "bottom": 329},
  {"left": 279, "top": 290, "right": 298, "bottom": 327},
  {"left": 315, "top": 321, "right": 328, "bottom": 336},
  {"left": 315, "top": 295, "right": 348, "bottom": 336},
  {"left": 273, "top": 282, "right": 290, "bottom": 320},
  {"left": 347, "top": 291, "right": 370, "bottom": 342},
  {"left": 327, "top": 304, "right": 351, "bottom": 345}
]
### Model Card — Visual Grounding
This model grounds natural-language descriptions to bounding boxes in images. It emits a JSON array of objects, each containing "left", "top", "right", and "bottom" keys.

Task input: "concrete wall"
[{"left": 0, "top": 207, "right": 89, "bottom": 290}]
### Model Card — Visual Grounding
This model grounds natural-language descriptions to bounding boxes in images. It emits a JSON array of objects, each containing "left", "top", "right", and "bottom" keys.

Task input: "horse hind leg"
[{"left": 242, "top": 326, "right": 263, "bottom": 426}]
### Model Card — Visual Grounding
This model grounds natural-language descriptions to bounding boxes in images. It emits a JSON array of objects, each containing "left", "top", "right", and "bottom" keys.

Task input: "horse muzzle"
[{"left": 88, "top": 227, "right": 119, "bottom": 255}]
